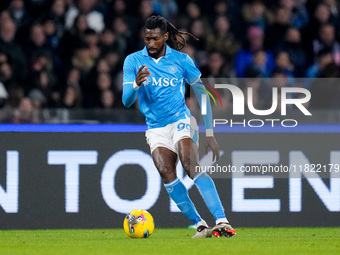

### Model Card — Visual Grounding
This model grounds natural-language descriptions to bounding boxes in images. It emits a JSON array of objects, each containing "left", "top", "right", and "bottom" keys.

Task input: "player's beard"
[{"left": 147, "top": 43, "right": 165, "bottom": 59}]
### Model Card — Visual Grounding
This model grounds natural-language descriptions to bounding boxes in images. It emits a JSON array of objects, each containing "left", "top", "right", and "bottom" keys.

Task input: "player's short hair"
[{"left": 144, "top": 15, "right": 198, "bottom": 51}]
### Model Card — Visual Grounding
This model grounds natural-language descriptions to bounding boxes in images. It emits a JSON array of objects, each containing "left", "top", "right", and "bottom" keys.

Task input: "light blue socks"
[
  {"left": 165, "top": 174, "right": 228, "bottom": 225},
  {"left": 193, "top": 172, "right": 227, "bottom": 222},
  {"left": 164, "top": 178, "right": 202, "bottom": 225}
]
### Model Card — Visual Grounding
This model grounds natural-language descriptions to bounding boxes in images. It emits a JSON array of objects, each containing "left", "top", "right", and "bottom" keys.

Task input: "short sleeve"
[
  {"left": 183, "top": 54, "right": 201, "bottom": 85},
  {"left": 123, "top": 55, "right": 136, "bottom": 86}
]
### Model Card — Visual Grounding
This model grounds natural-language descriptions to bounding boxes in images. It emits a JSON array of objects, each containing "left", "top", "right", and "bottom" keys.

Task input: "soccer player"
[{"left": 122, "top": 15, "right": 235, "bottom": 238}]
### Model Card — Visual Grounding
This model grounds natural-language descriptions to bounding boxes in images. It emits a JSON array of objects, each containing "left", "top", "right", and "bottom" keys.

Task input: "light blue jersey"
[{"left": 123, "top": 45, "right": 201, "bottom": 129}]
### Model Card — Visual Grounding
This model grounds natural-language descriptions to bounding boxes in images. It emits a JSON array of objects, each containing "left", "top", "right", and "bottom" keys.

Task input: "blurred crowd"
[{"left": 0, "top": 0, "right": 340, "bottom": 123}]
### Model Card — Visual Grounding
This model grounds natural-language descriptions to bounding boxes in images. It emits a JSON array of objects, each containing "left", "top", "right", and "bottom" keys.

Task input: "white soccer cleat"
[
  {"left": 212, "top": 222, "right": 236, "bottom": 238},
  {"left": 191, "top": 225, "right": 212, "bottom": 238}
]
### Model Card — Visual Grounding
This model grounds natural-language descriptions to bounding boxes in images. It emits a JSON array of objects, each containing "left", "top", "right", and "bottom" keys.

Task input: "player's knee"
[
  {"left": 158, "top": 166, "right": 176, "bottom": 183},
  {"left": 181, "top": 156, "right": 200, "bottom": 179},
  {"left": 181, "top": 157, "right": 191, "bottom": 172}
]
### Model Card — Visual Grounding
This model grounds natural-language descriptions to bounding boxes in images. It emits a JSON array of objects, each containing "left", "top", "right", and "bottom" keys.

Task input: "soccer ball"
[{"left": 123, "top": 209, "right": 154, "bottom": 238}]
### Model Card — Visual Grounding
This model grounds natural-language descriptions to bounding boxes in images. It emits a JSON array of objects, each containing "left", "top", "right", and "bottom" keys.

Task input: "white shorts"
[{"left": 145, "top": 117, "right": 199, "bottom": 154}]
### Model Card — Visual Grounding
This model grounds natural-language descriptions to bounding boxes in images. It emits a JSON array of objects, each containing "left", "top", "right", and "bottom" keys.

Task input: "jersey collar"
[{"left": 142, "top": 45, "right": 172, "bottom": 59}]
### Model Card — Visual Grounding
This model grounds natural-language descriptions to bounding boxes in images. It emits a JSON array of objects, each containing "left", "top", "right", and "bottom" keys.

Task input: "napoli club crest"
[{"left": 169, "top": 66, "right": 178, "bottom": 74}]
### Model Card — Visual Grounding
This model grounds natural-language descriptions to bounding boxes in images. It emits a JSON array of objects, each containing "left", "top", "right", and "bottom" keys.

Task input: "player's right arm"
[{"left": 122, "top": 56, "right": 150, "bottom": 108}]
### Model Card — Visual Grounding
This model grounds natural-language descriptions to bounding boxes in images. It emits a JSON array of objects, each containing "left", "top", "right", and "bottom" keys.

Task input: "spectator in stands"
[
  {"left": 0, "top": 10, "right": 12, "bottom": 23},
  {"left": 42, "top": 17, "right": 61, "bottom": 53},
  {"left": 102, "top": 49, "right": 121, "bottom": 79},
  {"left": 60, "top": 67, "right": 81, "bottom": 107},
  {"left": 210, "top": 0, "right": 229, "bottom": 22},
  {"left": 188, "top": 19, "right": 208, "bottom": 52},
  {"left": 274, "top": 51, "right": 296, "bottom": 88},
  {"left": 23, "top": 23, "right": 53, "bottom": 63},
  {"left": 105, "top": 0, "right": 135, "bottom": 38},
  {"left": 96, "top": 57, "right": 111, "bottom": 74},
  {"left": 245, "top": 50, "right": 273, "bottom": 78},
  {"left": 235, "top": 25, "right": 274, "bottom": 77},
  {"left": 152, "top": 0, "right": 178, "bottom": 21},
  {"left": 82, "top": 57, "right": 111, "bottom": 108},
  {"left": 186, "top": 1, "right": 201, "bottom": 21},
  {"left": 206, "top": 15, "right": 240, "bottom": 68},
  {"left": 28, "top": 88, "right": 47, "bottom": 109},
  {"left": 324, "top": 0, "right": 340, "bottom": 18},
  {"left": 210, "top": 0, "right": 242, "bottom": 32},
  {"left": 61, "top": 14, "right": 89, "bottom": 64},
  {"left": 0, "top": 81, "right": 8, "bottom": 108},
  {"left": 71, "top": 42, "right": 95, "bottom": 78},
  {"left": 0, "top": 51, "right": 14, "bottom": 87},
  {"left": 279, "top": 0, "right": 309, "bottom": 29},
  {"left": 40, "top": 16, "right": 63, "bottom": 71},
  {"left": 306, "top": 48, "right": 333, "bottom": 79},
  {"left": 7, "top": 0, "right": 32, "bottom": 41},
  {"left": 136, "top": 0, "right": 156, "bottom": 30},
  {"left": 65, "top": 0, "right": 104, "bottom": 33},
  {"left": 201, "top": 51, "right": 228, "bottom": 78},
  {"left": 311, "top": 3, "right": 333, "bottom": 34},
  {"left": 276, "top": 27, "right": 307, "bottom": 77},
  {"left": 177, "top": 1, "right": 200, "bottom": 29},
  {"left": 110, "top": 16, "right": 131, "bottom": 55},
  {"left": 61, "top": 85, "right": 82, "bottom": 109},
  {"left": 107, "top": 0, "right": 127, "bottom": 18},
  {"left": 313, "top": 23, "right": 340, "bottom": 66},
  {"left": 0, "top": 17, "right": 26, "bottom": 82},
  {"left": 41, "top": 0, "right": 67, "bottom": 38},
  {"left": 302, "top": 2, "right": 335, "bottom": 62},
  {"left": 265, "top": 8, "right": 291, "bottom": 51},
  {"left": 96, "top": 72, "right": 112, "bottom": 93},
  {"left": 241, "top": 0, "right": 272, "bottom": 33},
  {"left": 65, "top": 67, "right": 81, "bottom": 90},
  {"left": 271, "top": 68, "right": 290, "bottom": 88},
  {"left": 13, "top": 97, "right": 37, "bottom": 123},
  {"left": 83, "top": 28, "right": 100, "bottom": 60},
  {"left": 25, "top": 53, "right": 56, "bottom": 105},
  {"left": 99, "top": 28, "right": 120, "bottom": 55},
  {"left": 6, "top": 84, "right": 24, "bottom": 109},
  {"left": 93, "top": 72, "right": 116, "bottom": 107},
  {"left": 100, "top": 89, "right": 115, "bottom": 109},
  {"left": 200, "top": 51, "right": 231, "bottom": 113},
  {"left": 274, "top": 51, "right": 295, "bottom": 79}
]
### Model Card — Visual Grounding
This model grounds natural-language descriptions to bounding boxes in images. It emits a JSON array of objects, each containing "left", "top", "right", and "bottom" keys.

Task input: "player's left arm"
[
  {"left": 184, "top": 55, "right": 220, "bottom": 161},
  {"left": 192, "top": 81, "right": 220, "bottom": 161}
]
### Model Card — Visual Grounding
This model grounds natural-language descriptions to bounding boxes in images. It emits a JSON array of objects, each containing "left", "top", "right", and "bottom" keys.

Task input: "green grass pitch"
[{"left": 0, "top": 228, "right": 339, "bottom": 255}]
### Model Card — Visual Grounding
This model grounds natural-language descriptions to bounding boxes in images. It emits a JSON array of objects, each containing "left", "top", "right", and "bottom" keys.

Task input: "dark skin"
[{"left": 137, "top": 28, "right": 220, "bottom": 184}]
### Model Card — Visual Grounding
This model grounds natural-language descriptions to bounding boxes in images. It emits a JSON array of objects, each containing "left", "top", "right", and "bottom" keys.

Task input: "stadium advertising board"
[{"left": 0, "top": 125, "right": 339, "bottom": 229}]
